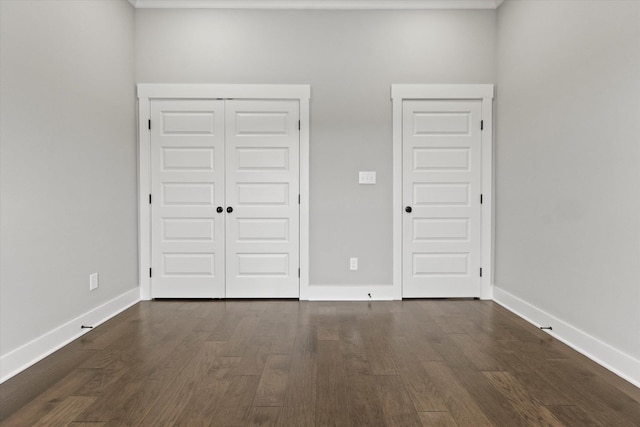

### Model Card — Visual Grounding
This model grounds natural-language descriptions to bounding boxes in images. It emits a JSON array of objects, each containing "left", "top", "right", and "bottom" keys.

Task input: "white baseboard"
[
  {"left": 493, "top": 286, "right": 640, "bottom": 388},
  {"left": 301, "top": 284, "right": 400, "bottom": 301},
  {"left": 0, "top": 287, "right": 140, "bottom": 383}
]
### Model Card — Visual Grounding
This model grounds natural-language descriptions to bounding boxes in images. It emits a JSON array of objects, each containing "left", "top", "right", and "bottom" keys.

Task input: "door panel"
[
  {"left": 225, "top": 100, "right": 300, "bottom": 298},
  {"left": 402, "top": 100, "right": 482, "bottom": 298},
  {"left": 150, "top": 100, "right": 226, "bottom": 298}
]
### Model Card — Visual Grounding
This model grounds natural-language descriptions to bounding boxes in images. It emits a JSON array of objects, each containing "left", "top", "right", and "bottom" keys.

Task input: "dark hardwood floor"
[{"left": 1, "top": 300, "right": 639, "bottom": 426}]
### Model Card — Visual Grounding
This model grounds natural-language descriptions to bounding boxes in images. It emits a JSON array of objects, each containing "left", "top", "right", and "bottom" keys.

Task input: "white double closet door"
[{"left": 150, "top": 99, "right": 300, "bottom": 298}]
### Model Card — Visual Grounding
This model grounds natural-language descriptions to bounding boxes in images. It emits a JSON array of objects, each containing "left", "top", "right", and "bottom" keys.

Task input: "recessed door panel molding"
[
  {"left": 140, "top": 85, "right": 309, "bottom": 300},
  {"left": 392, "top": 84, "right": 494, "bottom": 300},
  {"left": 162, "top": 218, "right": 216, "bottom": 241},
  {"left": 161, "top": 147, "right": 216, "bottom": 171},
  {"left": 412, "top": 112, "right": 471, "bottom": 135},
  {"left": 162, "top": 112, "right": 216, "bottom": 135},
  {"left": 235, "top": 112, "right": 290, "bottom": 135},
  {"left": 236, "top": 147, "right": 289, "bottom": 171},
  {"left": 412, "top": 218, "right": 470, "bottom": 242},
  {"left": 413, "top": 148, "right": 470, "bottom": 171}
]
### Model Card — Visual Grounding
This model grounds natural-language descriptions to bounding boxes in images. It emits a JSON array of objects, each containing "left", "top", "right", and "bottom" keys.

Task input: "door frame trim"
[
  {"left": 137, "top": 84, "right": 311, "bottom": 300},
  {"left": 391, "top": 84, "right": 494, "bottom": 300}
]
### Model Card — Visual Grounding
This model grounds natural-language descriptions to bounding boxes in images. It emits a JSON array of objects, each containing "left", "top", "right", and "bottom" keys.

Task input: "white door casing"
[
  {"left": 150, "top": 100, "right": 226, "bottom": 298},
  {"left": 392, "top": 84, "right": 494, "bottom": 300},
  {"left": 402, "top": 100, "right": 482, "bottom": 297},
  {"left": 138, "top": 84, "right": 310, "bottom": 300},
  {"left": 225, "top": 100, "right": 300, "bottom": 298}
]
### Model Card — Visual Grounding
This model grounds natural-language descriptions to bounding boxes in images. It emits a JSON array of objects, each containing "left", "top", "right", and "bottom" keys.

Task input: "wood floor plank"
[
  {"left": 543, "top": 359, "right": 640, "bottom": 426},
  {"left": 546, "top": 405, "right": 605, "bottom": 426},
  {"left": 139, "top": 340, "right": 224, "bottom": 426},
  {"left": 2, "top": 369, "right": 97, "bottom": 426},
  {"left": 2, "top": 300, "right": 637, "bottom": 426},
  {"left": 390, "top": 336, "right": 448, "bottom": 412},
  {"left": 253, "top": 355, "right": 291, "bottom": 407},
  {"left": 75, "top": 317, "right": 205, "bottom": 424},
  {"left": 483, "top": 371, "right": 565, "bottom": 426},
  {"left": 175, "top": 356, "right": 241, "bottom": 426},
  {"left": 315, "top": 340, "right": 350, "bottom": 426},
  {"left": 373, "top": 374, "right": 424, "bottom": 426},
  {"left": 233, "top": 334, "right": 274, "bottom": 376},
  {"left": 32, "top": 396, "right": 96, "bottom": 427},
  {"left": 207, "top": 311, "right": 243, "bottom": 341},
  {"left": 210, "top": 406, "right": 250, "bottom": 427},
  {"left": 346, "top": 369, "right": 386, "bottom": 426},
  {"left": 67, "top": 422, "right": 107, "bottom": 427},
  {"left": 280, "top": 354, "right": 317, "bottom": 426},
  {"left": 431, "top": 336, "right": 528, "bottom": 426},
  {"left": 359, "top": 316, "right": 399, "bottom": 376},
  {"left": 418, "top": 411, "right": 459, "bottom": 427},
  {"left": 246, "top": 407, "right": 282, "bottom": 426},
  {"left": 0, "top": 346, "right": 98, "bottom": 423},
  {"left": 220, "top": 375, "right": 261, "bottom": 408},
  {"left": 420, "top": 361, "right": 494, "bottom": 427}
]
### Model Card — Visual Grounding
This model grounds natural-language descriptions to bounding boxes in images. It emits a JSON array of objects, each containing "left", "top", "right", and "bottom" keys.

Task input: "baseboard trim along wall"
[
  {"left": 493, "top": 286, "right": 640, "bottom": 388},
  {"left": 0, "top": 288, "right": 141, "bottom": 383},
  {"left": 302, "top": 284, "right": 399, "bottom": 301}
]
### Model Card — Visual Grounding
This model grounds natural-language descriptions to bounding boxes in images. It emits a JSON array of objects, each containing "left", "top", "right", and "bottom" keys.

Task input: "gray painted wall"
[
  {"left": 135, "top": 9, "right": 496, "bottom": 285},
  {"left": 496, "top": 0, "right": 640, "bottom": 359},
  {"left": 0, "top": 0, "right": 137, "bottom": 355}
]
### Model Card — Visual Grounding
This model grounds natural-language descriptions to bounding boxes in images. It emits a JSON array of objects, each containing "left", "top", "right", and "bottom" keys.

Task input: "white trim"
[
  {"left": 137, "top": 84, "right": 311, "bottom": 301},
  {"left": 391, "top": 84, "right": 494, "bottom": 300},
  {"left": 130, "top": 0, "right": 503, "bottom": 10},
  {"left": 305, "top": 284, "right": 396, "bottom": 301},
  {"left": 0, "top": 288, "right": 140, "bottom": 383},
  {"left": 493, "top": 286, "right": 640, "bottom": 388}
]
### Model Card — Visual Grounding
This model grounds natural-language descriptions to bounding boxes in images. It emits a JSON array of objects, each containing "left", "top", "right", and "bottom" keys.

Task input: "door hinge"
[
  {"left": 480, "top": 194, "right": 483, "bottom": 204},
  {"left": 149, "top": 194, "right": 152, "bottom": 204},
  {"left": 480, "top": 268, "right": 483, "bottom": 277},
  {"left": 298, "top": 268, "right": 300, "bottom": 278},
  {"left": 298, "top": 194, "right": 300, "bottom": 204},
  {"left": 149, "top": 268, "right": 152, "bottom": 278},
  {"left": 481, "top": 120, "right": 484, "bottom": 130},
  {"left": 298, "top": 120, "right": 301, "bottom": 130},
  {"left": 148, "top": 119, "right": 151, "bottom": 130}
]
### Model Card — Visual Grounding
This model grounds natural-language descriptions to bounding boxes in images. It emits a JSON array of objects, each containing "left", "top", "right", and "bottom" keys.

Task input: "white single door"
[
  {"left": 224, "top": 100, "right": 300, "bottom": 298},
  {"left": 150, "top": 100, "right": 226, "bottom": 298},
  {"left": 402, "top": 100, "right": 482, "bottom": 298}
]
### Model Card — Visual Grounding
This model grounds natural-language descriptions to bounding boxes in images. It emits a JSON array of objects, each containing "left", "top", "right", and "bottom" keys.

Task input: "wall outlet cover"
[
  {"left": 89, "top": 273, "right": 99, "bottom": 291},
  {"left": 358, "top": 171, "right": 376, "bottom": 185}
]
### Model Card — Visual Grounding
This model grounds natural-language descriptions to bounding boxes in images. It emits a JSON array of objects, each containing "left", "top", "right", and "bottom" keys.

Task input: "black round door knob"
[
  {"left": 227, "top": 207, "right": 233, "bottom": 213},
  {"left": 216, "top": 206, "right": 223, "bottom": 213},
  {"left": 405, "top": 206, "right": 412, "bottom": 213}
]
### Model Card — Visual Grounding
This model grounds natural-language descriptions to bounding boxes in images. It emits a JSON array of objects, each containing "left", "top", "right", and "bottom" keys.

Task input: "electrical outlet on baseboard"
[
  {"left": 350, "top": 258, "right": 358, "bottom": 270},
  {"left": 89, "top": 273, "right": 99, "bottom": 291}
]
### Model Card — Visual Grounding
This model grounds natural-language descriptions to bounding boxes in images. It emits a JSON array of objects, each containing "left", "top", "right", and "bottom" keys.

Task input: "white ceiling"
[{"left": 128, "top": 0, "right": 504, "bottom": 10}]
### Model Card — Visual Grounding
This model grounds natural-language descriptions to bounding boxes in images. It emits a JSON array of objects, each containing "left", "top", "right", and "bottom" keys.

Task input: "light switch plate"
[{"left": 359, "top": 171, "right": 376, "bottom": 184}]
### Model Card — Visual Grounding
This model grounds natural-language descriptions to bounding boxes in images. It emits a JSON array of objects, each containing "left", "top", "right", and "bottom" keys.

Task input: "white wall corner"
[
  {"left": 0, "top": 288, "right": 140, "bottom": 384},
  {"left": 493, "top": 286, "right": 640, "bottom": 388}
]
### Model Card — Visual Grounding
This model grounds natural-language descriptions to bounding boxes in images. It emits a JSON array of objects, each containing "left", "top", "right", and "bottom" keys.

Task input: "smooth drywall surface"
[
  {"left": 136, "top": 9, "right": 496, "bottom": 285},
  {"left": 496, "top": 0, "right": 640, "bottom": 359},
  {"left": 0, "top": 0, "right": 137, "bottom": 355}
]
